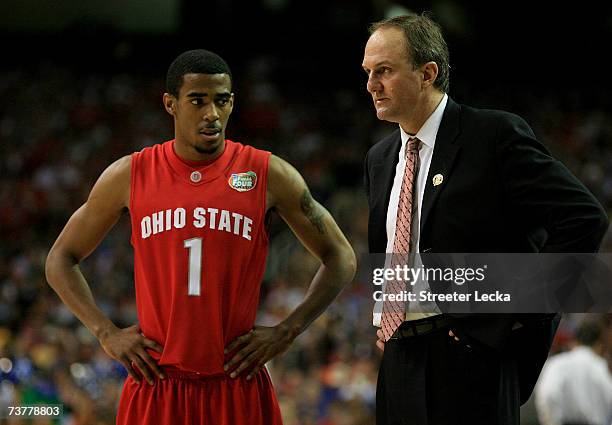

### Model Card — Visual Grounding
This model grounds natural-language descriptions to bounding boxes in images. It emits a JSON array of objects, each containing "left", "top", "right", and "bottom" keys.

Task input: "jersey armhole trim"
[
  {"left": 129, "top": 152, "right": 137, "bottom": 246},
  {"left": 260, "top": 151, "right": 271, "bottom": 245}
]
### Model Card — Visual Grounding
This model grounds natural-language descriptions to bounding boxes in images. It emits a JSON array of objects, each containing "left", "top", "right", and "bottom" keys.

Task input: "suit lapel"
[
  {"left": 370, "top": 131, "right": 401, "bottom": 249},
  {"left": 420, "top": 98, "right": 462, "bottom": 235}
]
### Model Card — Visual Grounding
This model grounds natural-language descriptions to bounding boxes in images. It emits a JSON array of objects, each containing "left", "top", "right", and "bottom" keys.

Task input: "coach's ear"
[
  {"left": 421, "top": 61, "right": 439, "bottom": 90},
  {"left": 163, "top": 93, "right": 176, "bottom": 116}
]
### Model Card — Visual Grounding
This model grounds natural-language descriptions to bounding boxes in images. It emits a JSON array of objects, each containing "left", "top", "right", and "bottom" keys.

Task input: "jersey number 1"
[{"left": 183, "top": 237, "right": 202, "bottom": 296}]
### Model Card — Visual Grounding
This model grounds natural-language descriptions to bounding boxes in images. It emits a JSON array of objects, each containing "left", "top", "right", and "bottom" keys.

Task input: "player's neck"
[{"left": 173, "top": 139, "right": 226, "bottom": 164}]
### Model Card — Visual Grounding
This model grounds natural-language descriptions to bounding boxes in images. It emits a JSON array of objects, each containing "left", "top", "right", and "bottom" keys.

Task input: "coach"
[{"left": 361, "top": 14, "right": 609, "bottom": 425}]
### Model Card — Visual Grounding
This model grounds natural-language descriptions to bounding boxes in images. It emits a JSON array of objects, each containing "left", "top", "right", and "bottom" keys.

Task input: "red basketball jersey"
[{"left": 129, "top": 139, "right": 270, "bottom": 376}]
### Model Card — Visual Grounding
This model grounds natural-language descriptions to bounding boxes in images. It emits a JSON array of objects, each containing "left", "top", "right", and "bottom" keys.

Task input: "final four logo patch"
[{"left": 228, "top": 171, "right": 257, "bottom": 192}]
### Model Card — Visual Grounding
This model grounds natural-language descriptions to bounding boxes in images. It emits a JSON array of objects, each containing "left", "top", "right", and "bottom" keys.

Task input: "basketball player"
[{"left": 45, "top": 49, "right": 357, "bottom": 424}]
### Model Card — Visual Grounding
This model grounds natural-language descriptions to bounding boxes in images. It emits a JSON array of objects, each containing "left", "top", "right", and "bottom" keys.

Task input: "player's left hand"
[{"left": 223, "top": 325, "right": 294, "bottom": 380}]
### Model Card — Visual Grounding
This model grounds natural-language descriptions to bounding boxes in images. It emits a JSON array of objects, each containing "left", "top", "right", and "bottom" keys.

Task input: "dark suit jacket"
[{"left": 364, "top": 96, "right": 609, "bottom": 404}]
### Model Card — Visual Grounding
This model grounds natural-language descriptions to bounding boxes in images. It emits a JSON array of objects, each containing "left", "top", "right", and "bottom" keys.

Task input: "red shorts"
[{"left": 116, "top": 368, "right": 283, "bottom": 425}]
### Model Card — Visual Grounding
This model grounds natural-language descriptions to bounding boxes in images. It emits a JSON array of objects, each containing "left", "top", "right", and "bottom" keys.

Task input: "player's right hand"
[
  {"left": 376, "top": 328, "right": 385, "bottom": 352},
  {"left": 98, "top": 324, "right": 165, "bottom": 385}
]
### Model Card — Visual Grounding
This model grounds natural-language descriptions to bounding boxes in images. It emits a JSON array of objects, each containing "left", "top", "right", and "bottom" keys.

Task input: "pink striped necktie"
[{"left": 380, "top": 136, "right": 421, "bottom": 341}]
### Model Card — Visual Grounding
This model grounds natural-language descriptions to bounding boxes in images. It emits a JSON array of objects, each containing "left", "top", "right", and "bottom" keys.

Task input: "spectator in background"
[{"left": 536, "top": 317, "right": 612, "bottom": 425}]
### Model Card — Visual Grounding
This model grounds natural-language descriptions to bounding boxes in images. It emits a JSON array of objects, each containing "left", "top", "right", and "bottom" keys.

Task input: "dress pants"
[{"left": 376, "top": 324, "right": 520, "bottom": 425}]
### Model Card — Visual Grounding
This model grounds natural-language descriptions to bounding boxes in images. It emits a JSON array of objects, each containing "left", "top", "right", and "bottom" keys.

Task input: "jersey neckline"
[{"left": 164, "top": 139, "right": 239, "bottom": 185}]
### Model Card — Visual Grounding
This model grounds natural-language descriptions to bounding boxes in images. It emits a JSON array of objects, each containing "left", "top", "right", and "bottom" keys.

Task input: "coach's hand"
[
  {"left": 376, "top": 328, "right": 385, "bottom": 352},
  {"left": 98, "top": 324, "right": 165, "bottom": 385},
  {"left": 224, "top": 325, "right": 294, "bottom": 380}
]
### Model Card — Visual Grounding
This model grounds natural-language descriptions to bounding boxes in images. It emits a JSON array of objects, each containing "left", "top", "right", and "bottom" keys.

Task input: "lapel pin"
[{"left": 432, "top": 174, "right": 444, "bottom": 186}]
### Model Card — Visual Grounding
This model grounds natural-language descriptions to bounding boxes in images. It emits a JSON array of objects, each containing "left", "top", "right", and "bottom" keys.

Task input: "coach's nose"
[{"left": 366, "top": 73, "right": 382, "bottom": 94}]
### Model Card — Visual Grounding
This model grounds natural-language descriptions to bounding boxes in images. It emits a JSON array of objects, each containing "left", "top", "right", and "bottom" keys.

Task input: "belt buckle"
[
  {"left": 390, "top": 317, "right": 446, "bottom": 339},
  {"left": 389, "top": 329, "right": 404, "bottom": 340},
  {"left": 390, "top": 324, "right": 412, "bottom": 339}
]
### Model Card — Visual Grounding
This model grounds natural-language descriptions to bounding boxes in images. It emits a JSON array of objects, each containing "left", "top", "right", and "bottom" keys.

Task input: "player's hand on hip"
[
  {"left": 376, "top": 328, "right": 385, "bottom": 352},
  {"left": 98, "top": 324, "right": 165, "bottom": 385},
  {"left": 223, "top": 326, "right": 293, "bottom": 380}
]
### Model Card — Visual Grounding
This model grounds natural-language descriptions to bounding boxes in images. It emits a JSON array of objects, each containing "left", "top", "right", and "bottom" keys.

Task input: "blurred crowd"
[{"left": 0, "top": 55, "right": 611, "bottom": 425}]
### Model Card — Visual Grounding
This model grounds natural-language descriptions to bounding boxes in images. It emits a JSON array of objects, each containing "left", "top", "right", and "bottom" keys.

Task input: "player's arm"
[
  {"left": 224, "top": 154, "right": 357, "bottom": 379},
  {"left": 45, "top": 156, "right": 164, "bottom": 385}
]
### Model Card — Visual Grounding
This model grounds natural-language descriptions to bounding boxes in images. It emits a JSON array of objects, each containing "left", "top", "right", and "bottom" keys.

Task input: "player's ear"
[
  {"left": 228, "top": 93, "right": 235, "bottom": 114},
  {"left": 163, "top": 93, "right": 176, "bottom": 116}
]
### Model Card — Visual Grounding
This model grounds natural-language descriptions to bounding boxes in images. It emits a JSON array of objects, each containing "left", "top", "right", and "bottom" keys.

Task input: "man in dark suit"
[{"left": 361, "top": 14, "right": 609, "bottom": 425}]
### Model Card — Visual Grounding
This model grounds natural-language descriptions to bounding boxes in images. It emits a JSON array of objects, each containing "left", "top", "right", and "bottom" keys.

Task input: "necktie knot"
[{"left": 407, "top": 137, "right": 421, "bottom": 155}]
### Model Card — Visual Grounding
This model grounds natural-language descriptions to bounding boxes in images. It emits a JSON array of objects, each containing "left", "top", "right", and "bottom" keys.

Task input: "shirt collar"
[{"left": 399, "top": 93, "right": 448, "bottom": 149}]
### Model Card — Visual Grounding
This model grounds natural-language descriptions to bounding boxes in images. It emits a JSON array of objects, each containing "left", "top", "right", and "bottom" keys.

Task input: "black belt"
[{"left": 390, "top": 315, "right": 452, "bottom": 339}]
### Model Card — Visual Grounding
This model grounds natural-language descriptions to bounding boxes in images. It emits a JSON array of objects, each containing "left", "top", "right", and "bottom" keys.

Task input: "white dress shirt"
[{"left": 373, "top": 94, "right": 448, "bottom": 327}]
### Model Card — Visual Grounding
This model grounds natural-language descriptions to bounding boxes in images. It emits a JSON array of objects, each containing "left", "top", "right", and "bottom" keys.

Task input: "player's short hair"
[
  {"left": 166, "top": 49, "right": 232, "bottom": 97},
  {"left": 369, "top": 13, "right": 450, "bottom": 93}
]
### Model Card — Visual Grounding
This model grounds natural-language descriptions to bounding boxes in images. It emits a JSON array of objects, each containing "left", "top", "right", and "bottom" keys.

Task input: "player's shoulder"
[
  {"left": 87, "top": 155, "right": 132, "bottom": 208},
  {"left": 104, "top": 155, "right": 132, "bottom": 178},
  {"left": 227, "top": 139, "right": 270, "bottom": 156},
  {"left": 93, "top": 155, "right": 132, "bottom": 199},
  {"left": 227, "top": 139, "right": 272, "bottom": 177},
  {"left": 265, "top": 154, "right": 306, "bottom": 210},
  {"left": 132, "top": 140, "right": 170, "bottom": 158},
  {"left": 267, "top": 154, "right": 303, "bottom": 189},
  {"left": 267, "top": 153, "right": 293, "bottom": 177}
]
